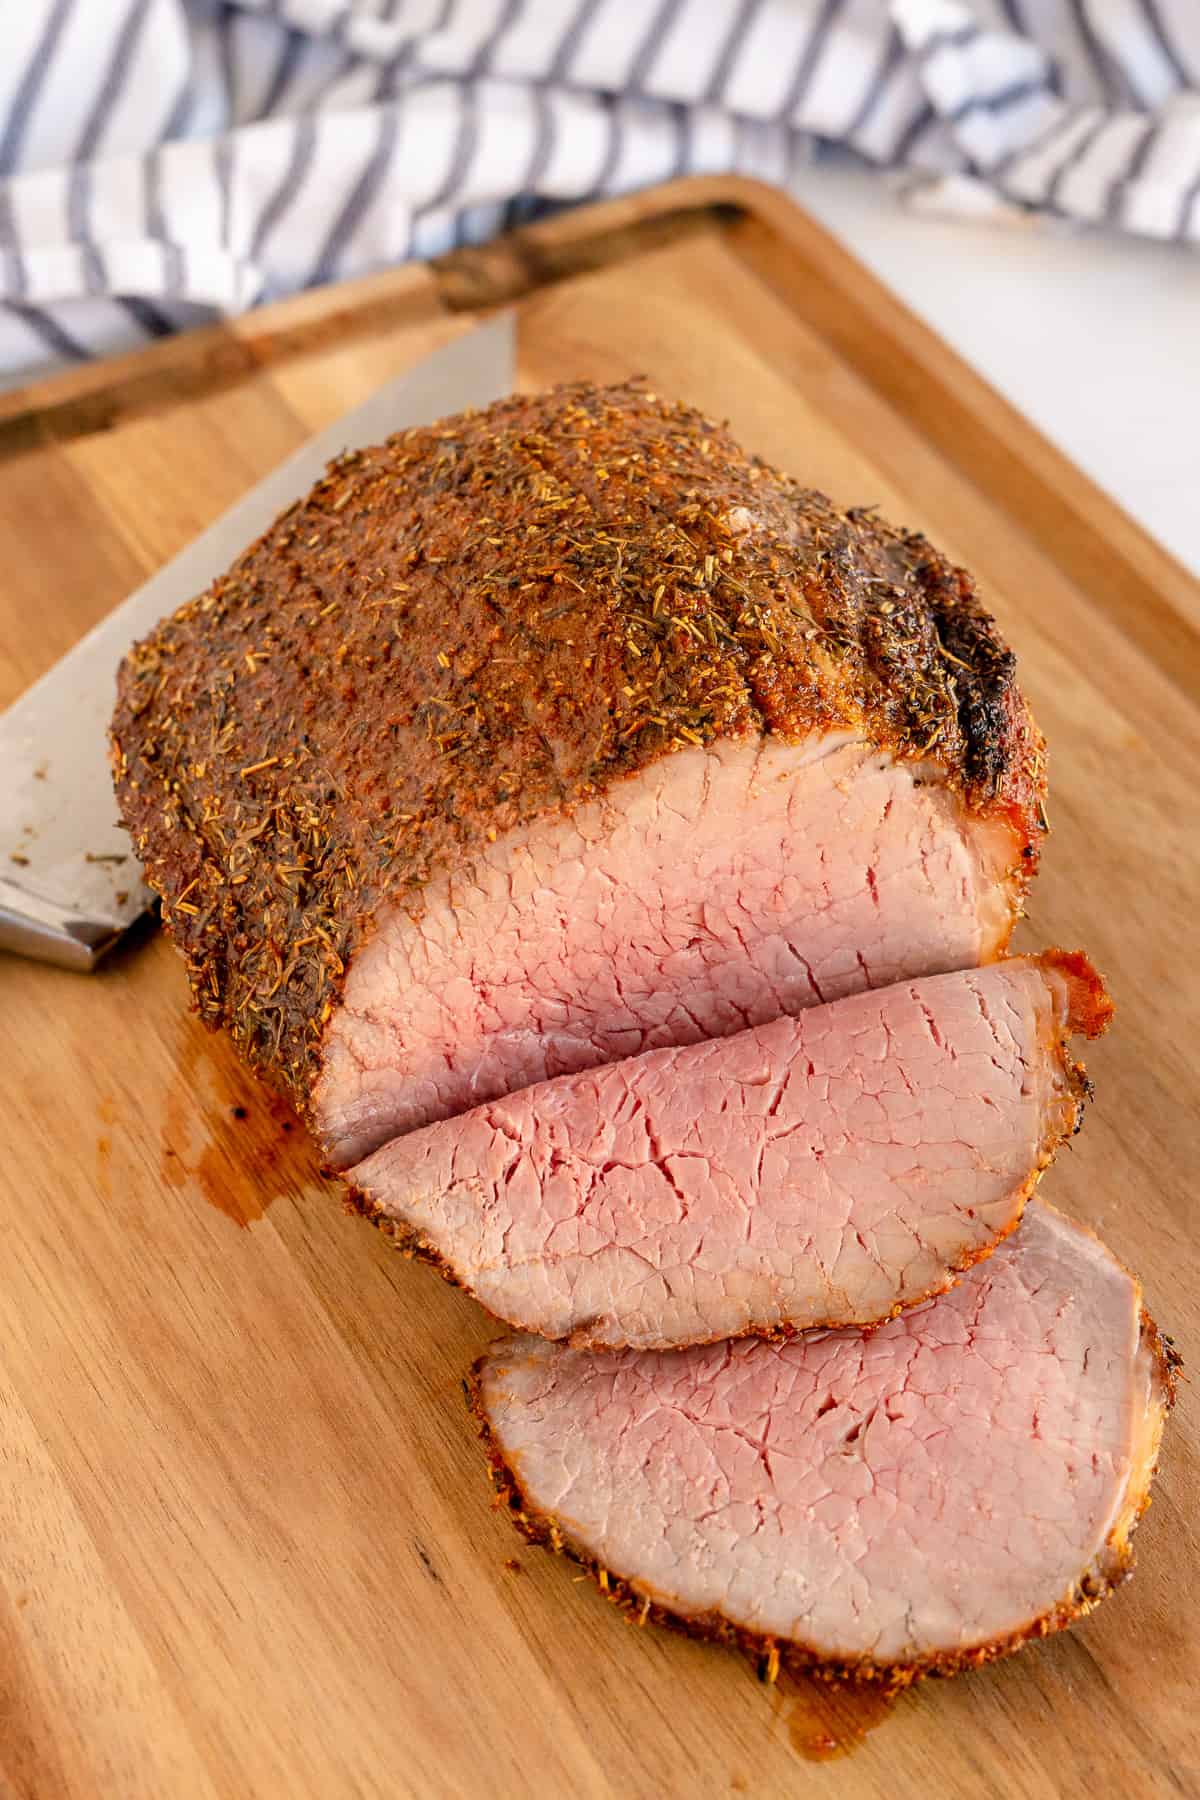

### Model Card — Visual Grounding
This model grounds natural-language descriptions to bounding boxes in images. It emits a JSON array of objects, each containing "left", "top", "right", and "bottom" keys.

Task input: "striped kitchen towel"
[{"left": 1, "top": 0, "right": 1197, "bottom": 383}]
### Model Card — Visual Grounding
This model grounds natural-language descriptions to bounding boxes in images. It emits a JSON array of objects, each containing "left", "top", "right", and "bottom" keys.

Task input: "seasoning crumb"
[
  {"left": 503, "top": 1557, "right": 522, "bottom": 1574},
  {"left": 231, "top": 1105, "right": 248, "bottom": 1121},
  {"left": 10, "top": 852, "right": 30, "bottom": 865}
]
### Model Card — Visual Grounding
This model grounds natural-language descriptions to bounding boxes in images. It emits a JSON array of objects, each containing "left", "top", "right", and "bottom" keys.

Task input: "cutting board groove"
[{"left": 1, "top": 176, "right": 1196, "bottom": 1800}]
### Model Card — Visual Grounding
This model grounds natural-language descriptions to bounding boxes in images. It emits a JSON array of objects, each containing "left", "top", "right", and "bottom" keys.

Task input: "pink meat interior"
[
  {"left": 353, "top": 958, "right": 1085, "bottom": 1347},
  {"left": 319, "top": 736, "right": 1019, "bottom": 1167},
  {"left": 477, "top": 1202, "right": 1155, "bottom": 1665}
]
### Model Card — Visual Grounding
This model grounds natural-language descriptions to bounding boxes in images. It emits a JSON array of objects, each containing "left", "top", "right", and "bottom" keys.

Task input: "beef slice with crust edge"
[
  {"left": 111, "top": 382, "right": 1044, "bottom": 1169},
  {"left": 470, "top": 1199, "right": 1176, "bottom": 1680},
  {"left": 350, "top": 952, "right": 1111, "bottom": 1349}
]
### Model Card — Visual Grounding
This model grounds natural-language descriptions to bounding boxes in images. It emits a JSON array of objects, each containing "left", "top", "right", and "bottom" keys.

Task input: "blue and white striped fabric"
[{"left": 2, "top": 0, "right": 1198, "bottom": 383}]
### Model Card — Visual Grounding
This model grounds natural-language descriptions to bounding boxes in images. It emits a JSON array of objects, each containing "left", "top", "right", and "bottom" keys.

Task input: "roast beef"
[
  {"left": 471, "top": 1201, "right": 1175, "bottom": 1680},
  {"left": 111, "top": 383, "right": 1042, "bottom": 1169},
  {"left": 350, "top": 953, "right": 1111, "bottom": 1349}
]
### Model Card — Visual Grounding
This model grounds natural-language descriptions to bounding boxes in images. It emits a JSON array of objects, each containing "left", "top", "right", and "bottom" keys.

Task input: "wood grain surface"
[{"left": 1, "top": 177, "right": 1196, "bottom": 1800}]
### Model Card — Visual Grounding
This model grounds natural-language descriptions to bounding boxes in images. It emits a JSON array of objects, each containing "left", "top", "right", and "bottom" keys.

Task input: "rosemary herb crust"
[{"left": 111, "top": 381, "right": 1044, "bottom": 1112}]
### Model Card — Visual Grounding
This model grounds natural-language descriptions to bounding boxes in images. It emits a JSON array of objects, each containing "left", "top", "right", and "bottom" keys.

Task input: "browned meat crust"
[
  {"left": 1041, "top": 947, "right": 1116, "bottom": 1043},
  {"left": 464, "top": 1314, "right": 1179, "bottom": 1686},
  {"left": 111, "top": 382, "right": 1044, "bottom": 1118}
]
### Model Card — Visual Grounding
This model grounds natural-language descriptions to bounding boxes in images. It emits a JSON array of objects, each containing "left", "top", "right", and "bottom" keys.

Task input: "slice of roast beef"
[
  {"left": 112, "top": 383, "right": 1043, "bottom": 1168},
  {"left": 350, "top": 953, "right": 1111, "bottom": 1348},
  {"left": 471, "top": 1201, "right": 1176, "bottom": 1680}
]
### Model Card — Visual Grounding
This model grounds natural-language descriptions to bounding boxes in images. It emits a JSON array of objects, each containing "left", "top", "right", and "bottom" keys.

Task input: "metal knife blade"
[{"left": 0, "top": 312, "right": 516, "bottom": 972}]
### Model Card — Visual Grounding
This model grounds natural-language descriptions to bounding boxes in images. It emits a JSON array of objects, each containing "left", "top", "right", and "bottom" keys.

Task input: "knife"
[{"left": 0, "top": 312, "right": 517, "bottom": 973}]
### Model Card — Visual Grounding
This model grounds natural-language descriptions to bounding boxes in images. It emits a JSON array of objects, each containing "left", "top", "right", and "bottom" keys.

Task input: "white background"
[{"left": 790, "top": 160, "right": 1200, "bottom": 577}]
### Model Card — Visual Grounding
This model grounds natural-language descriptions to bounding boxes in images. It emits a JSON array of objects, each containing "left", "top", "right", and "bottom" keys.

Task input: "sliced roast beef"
[
  {"left": 351, "top": 953, "right": 1111, "bottom": 1348},
  {"left": 112, "top": 383, "right": 1042, "bottom": 1168},
  {"left": 472, "top": 1201, "right": 1175, "bottom": 1680}
]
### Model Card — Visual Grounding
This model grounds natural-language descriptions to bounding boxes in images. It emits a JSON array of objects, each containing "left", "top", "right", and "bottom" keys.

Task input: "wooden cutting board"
[{"left": 1, "top": 176, "right": 1196, "bottom": 1800}]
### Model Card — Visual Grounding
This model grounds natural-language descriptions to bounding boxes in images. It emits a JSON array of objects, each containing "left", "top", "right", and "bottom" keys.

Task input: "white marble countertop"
[{"left": 788, "top": 161, "right": 1200, "bottom": 579}]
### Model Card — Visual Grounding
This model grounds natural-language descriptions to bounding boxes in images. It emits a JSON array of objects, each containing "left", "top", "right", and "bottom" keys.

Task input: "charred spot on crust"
[{"left": 909, "top": 553, "right": 1027, "bottom": 803}]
